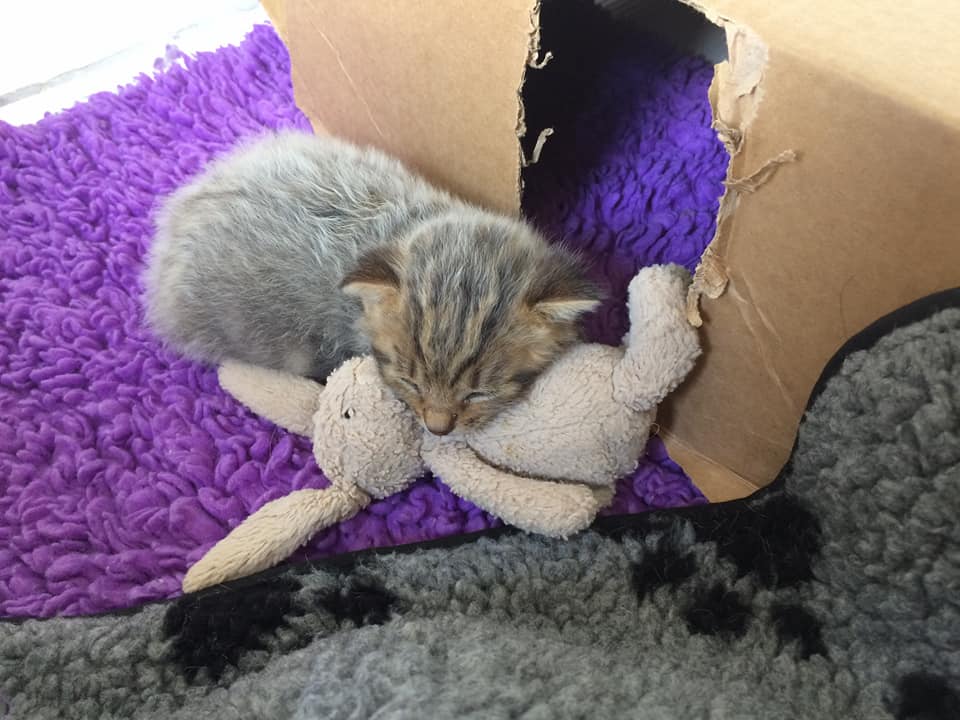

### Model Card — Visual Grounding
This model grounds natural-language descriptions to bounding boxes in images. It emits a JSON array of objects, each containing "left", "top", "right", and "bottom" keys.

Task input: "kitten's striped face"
[
  {"left": 370, "top": 306, "right": 563, "bottom": 435},
  {"left": 342, "top": 217, "right": 600, "bottom": 435}
]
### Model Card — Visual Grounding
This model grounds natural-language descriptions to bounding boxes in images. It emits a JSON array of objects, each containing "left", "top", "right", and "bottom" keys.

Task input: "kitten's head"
[{"left": 341, "top": 214, "right": 600, "bottom": 435}]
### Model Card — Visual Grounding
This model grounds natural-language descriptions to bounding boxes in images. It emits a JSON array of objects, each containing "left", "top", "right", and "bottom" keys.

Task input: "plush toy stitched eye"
[{"left": 464, "top": 391, "right": 492, "bottom": 404}]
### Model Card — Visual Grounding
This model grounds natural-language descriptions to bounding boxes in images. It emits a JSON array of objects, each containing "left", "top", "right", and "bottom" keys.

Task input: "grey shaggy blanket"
[{"left": 2, "top": 298, "right": 959, "bottom": 719}]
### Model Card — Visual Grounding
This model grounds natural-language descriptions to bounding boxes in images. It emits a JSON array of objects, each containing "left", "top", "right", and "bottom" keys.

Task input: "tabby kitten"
[{"left": 145, "top": 132, "right": 599, "bottom": 435}]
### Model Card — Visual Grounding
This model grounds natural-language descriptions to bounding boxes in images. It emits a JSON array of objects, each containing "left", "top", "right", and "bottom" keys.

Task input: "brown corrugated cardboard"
[
  {"left": 283, "top": 1, "right": 537, "bottom": 213},
  {"left": 663, "top": 0, "right": 960, "bottom": 499},
  {"left": 266, "top": 0, "right": 960, "bottom": 501},
  {"left": 260, "top": 0, "right": 287, "bottom": 40}
]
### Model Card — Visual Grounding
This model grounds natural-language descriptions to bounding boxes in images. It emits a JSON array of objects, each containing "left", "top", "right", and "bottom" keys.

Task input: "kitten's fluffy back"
[
  {"left": 145, "top": 132, "right": 452, "bottom": 377},
  {"left": 146, "top": 131, "right": 600, "bottom": 433}
]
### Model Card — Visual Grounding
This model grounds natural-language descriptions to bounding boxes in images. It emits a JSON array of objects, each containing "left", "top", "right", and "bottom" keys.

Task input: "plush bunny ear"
[
  {"left": 182, "top": 484, "right": 370, "bottom": 592},
  {"left": 526, "top": 250, "right": 602, "bottom": 323},
  {"left": 218, "top": 361, "right": 323, "bottom": 436},
  {"left": 340, "top": 245, "right": 403, "bottom": 309}
]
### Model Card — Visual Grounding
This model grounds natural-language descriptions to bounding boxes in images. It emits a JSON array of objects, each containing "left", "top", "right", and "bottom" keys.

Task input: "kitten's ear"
[
  {"left": 340, "top": 246, "right": 402, "bottom": 307},
  {"left": 527, "top": 252, "right": 602, "bottom": 323}
]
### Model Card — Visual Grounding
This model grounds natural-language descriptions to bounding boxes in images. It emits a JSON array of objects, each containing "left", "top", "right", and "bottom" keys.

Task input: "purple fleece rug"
[{"left": 0, "top": 24, "right": 725, "bottom": 618}]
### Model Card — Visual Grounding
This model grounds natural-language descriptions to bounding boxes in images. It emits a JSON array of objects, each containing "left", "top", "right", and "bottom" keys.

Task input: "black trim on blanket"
[
  {"left": 805, "top": 287, "right": 960, "bottom": 413},
  {"left": 772, "top": 285, "right": 960, "bottom": 492}
]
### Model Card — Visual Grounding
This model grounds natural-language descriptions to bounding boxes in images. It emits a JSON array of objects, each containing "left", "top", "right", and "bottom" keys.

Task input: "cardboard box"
[{"left": 263, "top": 0, "right": 960, "bottom": 501}]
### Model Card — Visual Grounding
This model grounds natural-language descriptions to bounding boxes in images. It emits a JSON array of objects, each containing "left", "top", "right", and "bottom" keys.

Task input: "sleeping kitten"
[{"left": 145, "top": 132, "right": 599, "bottom": 435}]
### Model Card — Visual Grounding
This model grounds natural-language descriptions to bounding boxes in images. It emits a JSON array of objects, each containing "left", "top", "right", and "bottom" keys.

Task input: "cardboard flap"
[
  {"left": 663, "top": 0, "right": 960, "bottom": 499},
  {"left": 285, "top": 0, "right": 537, "bottom": 215}
]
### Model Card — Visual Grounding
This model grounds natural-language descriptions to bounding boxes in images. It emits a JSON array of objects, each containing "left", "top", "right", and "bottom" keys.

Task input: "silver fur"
[
  {"left": 144, "top": 132, "right": 459, "bottom": 378},
  {"left": 144, "top": 131, "right": 597, "bottom": 430}
]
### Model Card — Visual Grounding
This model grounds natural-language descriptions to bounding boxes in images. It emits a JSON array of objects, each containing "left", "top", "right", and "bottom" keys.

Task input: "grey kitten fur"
[
  {"left": 145, "top": 132, "right": 599, "bottom": 433},
  {"left": 144, "top": 131, "right": 453, "bottom": 378}
]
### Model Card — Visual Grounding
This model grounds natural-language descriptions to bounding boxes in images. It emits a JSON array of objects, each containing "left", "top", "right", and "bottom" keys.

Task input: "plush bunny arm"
[
  {"left": 422, "top": 440, "right": 604, "bottom": 539},
  {"left": 182, "top": 484, "right": 369, "bottom": 592},
  {"left": 613, "top": 264, "right": 702, "bottom": 413},
  {"left": 219, "top": 361, "right": 323, "bottom": 436}
]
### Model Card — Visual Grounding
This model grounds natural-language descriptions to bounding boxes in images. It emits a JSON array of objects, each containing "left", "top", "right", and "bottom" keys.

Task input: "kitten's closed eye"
[
  {"left": 398, "top": 377, "right": 421, "bottom": 394},
  {"left": 463, "top": 391, "right": 493, "bottom": 404}
]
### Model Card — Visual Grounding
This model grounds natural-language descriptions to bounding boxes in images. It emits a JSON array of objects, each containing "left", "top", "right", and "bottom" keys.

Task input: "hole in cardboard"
[
  {"left": 520, "top": 0, "right": 731, "bottom": 346},
  {"left": 602, "top": 0, "right": 728, "bottom": 64}
]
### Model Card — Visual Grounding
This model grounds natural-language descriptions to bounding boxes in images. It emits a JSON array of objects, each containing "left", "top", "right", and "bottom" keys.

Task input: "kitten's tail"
[{"left": 182, "top": 483, "right": 369, "bottom": 593}]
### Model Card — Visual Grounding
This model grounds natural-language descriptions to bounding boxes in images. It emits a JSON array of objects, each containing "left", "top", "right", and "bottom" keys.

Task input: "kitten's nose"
[{"left": 423, "top": 408, "right": 457, "bottom": 436}]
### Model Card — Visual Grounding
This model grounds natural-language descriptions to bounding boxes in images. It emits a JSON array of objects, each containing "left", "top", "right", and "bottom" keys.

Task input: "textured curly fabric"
[{"left": 0, "top": 23, "right": 723, "bottom": 618}]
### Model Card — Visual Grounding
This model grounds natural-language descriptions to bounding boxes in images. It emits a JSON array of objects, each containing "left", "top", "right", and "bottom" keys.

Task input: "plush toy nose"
[{"left": 423, "top": 408, "right": 457, "bottom": 436}]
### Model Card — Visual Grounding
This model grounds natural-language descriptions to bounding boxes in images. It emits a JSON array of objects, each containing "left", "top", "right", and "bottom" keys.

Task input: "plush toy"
[{"left": 182, "top": 264, "right": 701, "bottom": 592}]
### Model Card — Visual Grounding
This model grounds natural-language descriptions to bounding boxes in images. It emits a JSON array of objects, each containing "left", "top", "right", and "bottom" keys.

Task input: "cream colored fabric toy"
[{"left": 182, "top": 264, "right": 700, "bottom": 592}]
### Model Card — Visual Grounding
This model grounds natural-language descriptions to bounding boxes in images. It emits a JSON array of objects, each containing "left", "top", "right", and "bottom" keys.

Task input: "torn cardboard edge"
[
  {"left": 687, "top": 9, "right": 763, "bottom": 323},
  {"left": 515, "top": 1, "right": 555, "bottom": 191},
  {"left": 674, "top": 7, "right": 801, "bottom": 327},
  {"left": 522, "top": 128, "right": 555, "bottom": 167},
  {"left": 686, "top": 148, "right": 797, "bottom": 325},
  {"left": 511, "top": 1, "right": 795, "bottom": 328}
]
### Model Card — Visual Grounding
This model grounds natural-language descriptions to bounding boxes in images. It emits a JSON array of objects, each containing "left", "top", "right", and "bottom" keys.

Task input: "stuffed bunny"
[{"left": 182, "top": 264, "right": 700, "bottom": 592}]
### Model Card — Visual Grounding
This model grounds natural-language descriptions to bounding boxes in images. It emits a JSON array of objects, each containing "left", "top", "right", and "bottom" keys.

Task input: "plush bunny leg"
[
  {"left": 182, "top": 483, "right": 369, "bottom": 592},
  {"left": 613, "top": 264, "right": 702, "bottom": 413},
  {"left": 422, "top": 441, "right": 604, "bottom": 538},
  {"left": 219, "top": 361, "right": 323, "bottom": 436},
  {"left": 591, "top": 485, "right": 616, "bottom": 508}
]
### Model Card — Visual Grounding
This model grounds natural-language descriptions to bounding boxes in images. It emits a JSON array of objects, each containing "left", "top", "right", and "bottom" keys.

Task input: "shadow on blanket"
[{"left": 2, "top": 288, "right": 959, "bottom": 718}]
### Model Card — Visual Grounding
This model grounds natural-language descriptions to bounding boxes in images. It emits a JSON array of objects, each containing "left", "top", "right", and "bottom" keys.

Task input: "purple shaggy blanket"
[{"left": 0, "top": 24, "right": 725, "bottom": 618}]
